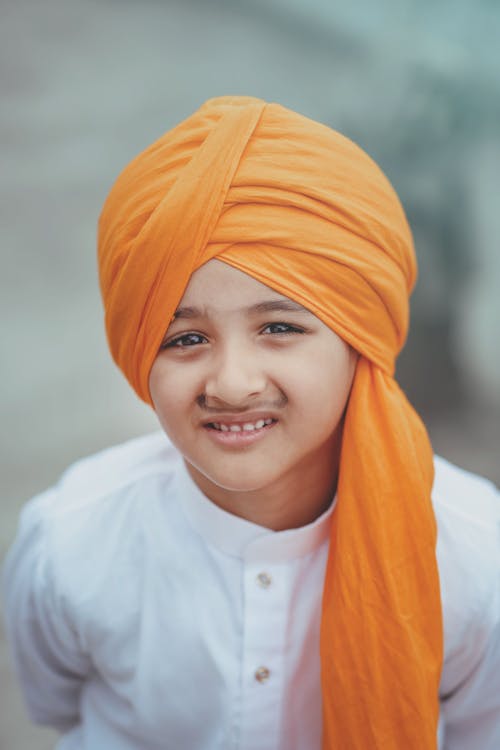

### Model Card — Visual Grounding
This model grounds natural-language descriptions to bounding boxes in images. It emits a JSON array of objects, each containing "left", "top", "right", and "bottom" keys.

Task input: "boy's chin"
[{"left": 186, "top": 461, "right": 277, "bottom": 497}]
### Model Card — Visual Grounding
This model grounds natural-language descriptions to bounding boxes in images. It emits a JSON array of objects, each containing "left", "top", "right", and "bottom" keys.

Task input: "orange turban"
[{"left": 98, "top": 97, "right": 443, "bottom": 748}]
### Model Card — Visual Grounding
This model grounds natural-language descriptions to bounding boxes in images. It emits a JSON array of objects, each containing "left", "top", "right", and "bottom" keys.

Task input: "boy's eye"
[
  {"left": 261, "top": 322, "right": 305, "bottom": 335},
  {"left": 163, "top": 333, "right": 207, "bottom": 348}
]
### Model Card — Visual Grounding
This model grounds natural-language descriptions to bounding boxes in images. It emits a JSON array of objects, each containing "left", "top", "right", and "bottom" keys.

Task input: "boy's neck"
[{"left": 185, "top": 429, "right": 341, "bottom": 532}]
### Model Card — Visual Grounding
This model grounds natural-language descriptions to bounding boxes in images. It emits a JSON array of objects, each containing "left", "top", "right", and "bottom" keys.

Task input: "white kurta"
[{"left": 2, "top": 432, "right": 499, "bottom": 749}]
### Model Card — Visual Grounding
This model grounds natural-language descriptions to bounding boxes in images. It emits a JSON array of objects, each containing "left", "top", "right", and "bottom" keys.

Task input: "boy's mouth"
[{"left": 206, "top": 418, "right": 276, "bottom": 433}]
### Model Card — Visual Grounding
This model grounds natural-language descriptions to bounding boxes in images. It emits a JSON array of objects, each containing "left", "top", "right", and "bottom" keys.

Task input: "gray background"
[{"left": 1, "top": 1, "right": 499, "bottom": 747}]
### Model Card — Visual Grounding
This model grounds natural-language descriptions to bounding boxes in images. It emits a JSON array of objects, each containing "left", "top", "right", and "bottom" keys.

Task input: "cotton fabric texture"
[{"left": 98, "top": 96, "right": 443, "bottom": 748}]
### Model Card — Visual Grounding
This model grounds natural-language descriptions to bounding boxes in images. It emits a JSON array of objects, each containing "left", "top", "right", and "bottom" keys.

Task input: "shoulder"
[
  {"left": 55, "top": 430, "right": 178, "bottom": 502},
  {"left": 433, "top": 455, "right": 499, "bottom": 583},
  {"left": 433, "top": 455, "right": 499, "bottom": 521},
  {"left": 34, "top": 430, "right": 183, "bottom": 543},
  {"left": 30, "top": 431, "right": 181, "bottom": 543},
  {"left": 10, "top": 432, "right": 185, "bottom": 615},
  {"left": 12, "top": 430, "right": 179, "bottom": 540},
  {"left": 432, "top": 456, "right": 500, "bottom": 693}
]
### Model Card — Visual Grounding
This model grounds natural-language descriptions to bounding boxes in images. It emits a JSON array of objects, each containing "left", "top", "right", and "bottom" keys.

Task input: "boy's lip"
[
  {"left": 199, "top": 410, "right": 280, "bottom": 428},
  {"left": 200, "top": 412, "right": 279, "bottom": 446}
]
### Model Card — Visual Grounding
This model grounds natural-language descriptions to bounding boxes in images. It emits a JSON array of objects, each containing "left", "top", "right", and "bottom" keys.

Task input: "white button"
[
  {"left": 255, "top": 666, "right": 270, "bottom": 683},
  {"left": 256, "top": 572, "right": 272, "bottom": 588}
]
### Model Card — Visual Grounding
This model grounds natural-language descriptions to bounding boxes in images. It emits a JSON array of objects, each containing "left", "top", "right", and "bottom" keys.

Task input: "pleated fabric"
[{"left": 98, "top": 96, "right": 443, "bottom": 748}]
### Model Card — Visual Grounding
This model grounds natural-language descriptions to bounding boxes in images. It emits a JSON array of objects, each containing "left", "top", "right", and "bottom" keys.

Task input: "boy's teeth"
[{"left": 211, "top": 418, "right": 275, "bottom": 432}]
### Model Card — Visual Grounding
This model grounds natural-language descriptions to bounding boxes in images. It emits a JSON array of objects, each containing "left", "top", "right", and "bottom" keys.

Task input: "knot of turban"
[{"left": 98, "top": 96, "right": 443, "bottom": 749}]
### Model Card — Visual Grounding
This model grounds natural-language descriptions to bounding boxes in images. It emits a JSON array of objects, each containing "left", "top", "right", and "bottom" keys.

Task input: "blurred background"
[{"left": 1, "top": 0, "right": 499, "bottom": 746}]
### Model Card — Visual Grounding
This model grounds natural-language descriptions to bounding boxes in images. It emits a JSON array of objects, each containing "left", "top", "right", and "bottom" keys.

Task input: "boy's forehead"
[
  {"left": 173, "top": 259, "right": 313, "bottom": 318},
  {"left": 173, "top": 298, "right": 312, "bottom": 320}
]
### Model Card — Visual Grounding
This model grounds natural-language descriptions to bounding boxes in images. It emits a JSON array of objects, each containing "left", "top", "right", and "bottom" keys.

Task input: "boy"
[{"left": 3, "top": 96, "right": 499, "bottom": 749}]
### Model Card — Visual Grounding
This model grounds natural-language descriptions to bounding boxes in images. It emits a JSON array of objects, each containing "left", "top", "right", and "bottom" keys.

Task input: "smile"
[
  {"left": 203, "top": 417, "right": 278, "bottom": 447},
  {"left": 209, "top": 418, "right": 275, "bottom": 432}
]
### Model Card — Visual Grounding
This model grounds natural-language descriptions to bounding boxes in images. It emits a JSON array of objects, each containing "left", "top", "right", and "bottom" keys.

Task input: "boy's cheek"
[{"left": 150, "top": 363, "right": 191, "bottom": 401}]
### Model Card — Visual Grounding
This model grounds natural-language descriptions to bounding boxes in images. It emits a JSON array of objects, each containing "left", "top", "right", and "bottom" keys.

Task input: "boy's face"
[{"left": 149, "top": 259, "right": 357, "bottom": 513}]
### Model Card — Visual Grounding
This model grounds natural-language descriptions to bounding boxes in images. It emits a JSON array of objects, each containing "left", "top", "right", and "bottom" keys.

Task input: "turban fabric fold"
[{"left": 98, "top": 97, "right": 443, "bottom": 748}]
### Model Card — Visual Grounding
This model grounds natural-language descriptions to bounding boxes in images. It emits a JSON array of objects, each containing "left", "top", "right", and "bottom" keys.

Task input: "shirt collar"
[{"left": 175, "top": 457, "right": 334, "bottom": 563}]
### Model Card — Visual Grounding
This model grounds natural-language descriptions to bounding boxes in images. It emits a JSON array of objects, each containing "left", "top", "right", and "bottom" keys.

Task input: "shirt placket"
[{"left": 239, "top": 554, "right": 288, "bottom": 750}]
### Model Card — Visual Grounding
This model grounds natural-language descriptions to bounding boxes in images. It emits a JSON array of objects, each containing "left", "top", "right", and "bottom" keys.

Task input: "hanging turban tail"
[{"left": 98, "top": 97, "right": 443, "bottom": 748}]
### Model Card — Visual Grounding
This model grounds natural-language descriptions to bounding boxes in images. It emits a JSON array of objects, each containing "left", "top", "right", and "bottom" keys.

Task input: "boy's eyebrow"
[
  {"left": 250, "top": 299, "right": 312, "bottom": 314},
  {"left": 173, "top": 299, "right": 313, "bottom": 319}
]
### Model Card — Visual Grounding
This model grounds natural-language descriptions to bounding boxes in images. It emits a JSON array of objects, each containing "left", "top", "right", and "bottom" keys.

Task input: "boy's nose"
[{"left": 204, "top": 347, "right": 267, "bottom": 407}]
